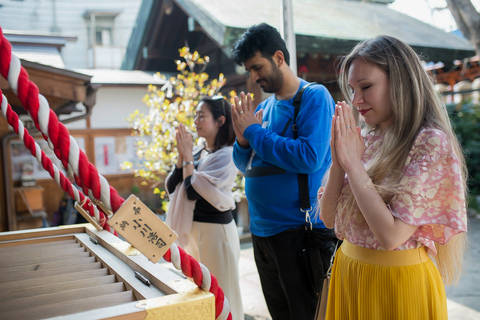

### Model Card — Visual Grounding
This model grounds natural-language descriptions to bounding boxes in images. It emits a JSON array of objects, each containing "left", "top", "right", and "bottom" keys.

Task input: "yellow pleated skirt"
[{"left": 326, "top": 241, "right": 447, "bottom": 320}]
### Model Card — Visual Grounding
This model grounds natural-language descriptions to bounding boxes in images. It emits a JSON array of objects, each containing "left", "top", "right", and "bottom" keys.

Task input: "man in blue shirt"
[{"left": 231, "top": 23, "right": 338, "bottom": 320}]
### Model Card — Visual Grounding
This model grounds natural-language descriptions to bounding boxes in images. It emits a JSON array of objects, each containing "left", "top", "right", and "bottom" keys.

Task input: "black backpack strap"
[
  {"left": 292, "top": 83, "right": 315, "bottom": 140},
  {"left": 292, "top": 82, "right": 316, "bottom": 228}
]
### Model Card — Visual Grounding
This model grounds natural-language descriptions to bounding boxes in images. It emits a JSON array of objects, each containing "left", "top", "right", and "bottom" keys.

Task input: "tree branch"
[{"left": 446, "top": 0, "right": 480, "bottom": 56}]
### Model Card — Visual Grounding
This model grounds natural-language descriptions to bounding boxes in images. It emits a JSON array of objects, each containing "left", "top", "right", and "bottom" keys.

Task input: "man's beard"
[{"left": 258, "top": 62, "right": 284, "bottom": 93}]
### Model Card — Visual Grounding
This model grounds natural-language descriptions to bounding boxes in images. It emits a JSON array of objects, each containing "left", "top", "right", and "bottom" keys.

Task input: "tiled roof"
[
  {"left": 178, "top": 0, "right": 473, "bottom": 51},
  {"left": 12, "top": 45, "right": 65, "bottom": 69}
]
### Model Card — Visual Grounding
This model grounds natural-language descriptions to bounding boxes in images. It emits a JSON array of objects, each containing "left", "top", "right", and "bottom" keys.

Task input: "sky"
[{"left": 388, "top": 0, "right": 480, "bottom": 32}]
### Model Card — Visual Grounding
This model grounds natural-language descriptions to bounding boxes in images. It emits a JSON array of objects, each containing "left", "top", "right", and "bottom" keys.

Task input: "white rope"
[
  {"left": 38, "top": 95, "right": 50, "bottom": 135},
  {"left": 1, "top": 95, "right": 8, "bottom": 117},
  {"left": 169, "top": 243, "right": 182, "bottom": 270},
  {"left": 216, "top": 296, "right": 230, "bottom": 320},
  {"left": 68, "top": 136, "right": 80, "bottom": 177},
  {"left": 7, "top": 53, "right": 20, "bottom": 95},
  {"left": 99, "top": 175, "right": 112, "bottom": 211},
  {"left": 199, "top": 262, "right": 212, "bottom": 291}
]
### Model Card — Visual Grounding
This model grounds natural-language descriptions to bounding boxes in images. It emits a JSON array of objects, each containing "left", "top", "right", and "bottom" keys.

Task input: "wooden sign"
[{"left": 108, "top": 194, "right": 177, "bottom": 263}]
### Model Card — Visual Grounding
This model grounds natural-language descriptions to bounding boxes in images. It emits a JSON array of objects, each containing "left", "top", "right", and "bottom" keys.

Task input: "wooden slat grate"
[{"left": 0, "top": 237, "right": 136, "bottom": 320}]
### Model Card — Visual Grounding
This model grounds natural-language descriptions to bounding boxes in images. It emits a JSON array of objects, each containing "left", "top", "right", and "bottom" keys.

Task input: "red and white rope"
[
  {"left": 0, "top": 27, "right": 231, "bottom": 320},
  {"left": 0, "top": 93, "right": 114, "bottom": 233},
  {"left": 0, "top": 37, "right": 121, "bottom": 213}
]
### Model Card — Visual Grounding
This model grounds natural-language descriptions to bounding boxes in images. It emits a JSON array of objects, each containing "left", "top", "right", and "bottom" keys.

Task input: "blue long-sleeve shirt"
[{"left": 233, "top": 80, "right": 334, "bottom": 237}]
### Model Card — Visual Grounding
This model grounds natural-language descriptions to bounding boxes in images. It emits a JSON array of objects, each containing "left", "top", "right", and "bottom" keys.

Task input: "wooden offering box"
[{"left": 0, "top": 225, "right": 214, "bottom": 320}]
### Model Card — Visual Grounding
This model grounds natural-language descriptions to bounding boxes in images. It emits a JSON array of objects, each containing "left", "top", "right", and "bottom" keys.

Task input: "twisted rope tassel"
[
  {"left": 0, "top": 27, "right": 231, "bottom": 320},
  {"left": 0, "top": 29, "right": 123, "bottom": 213},
  {"left": 0, "top": 93, "right": 115, "bottom": 234}
]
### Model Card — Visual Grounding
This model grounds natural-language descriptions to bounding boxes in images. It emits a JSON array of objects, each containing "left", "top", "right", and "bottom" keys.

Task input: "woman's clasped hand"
[{"left": 330, "top": 101, "right": 365, "bottom": 173}]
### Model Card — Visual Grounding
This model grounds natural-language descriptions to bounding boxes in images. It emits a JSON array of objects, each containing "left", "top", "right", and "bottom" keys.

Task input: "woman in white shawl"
[{"left": 165, "top": 96, "right": 243, "bottom": 320}]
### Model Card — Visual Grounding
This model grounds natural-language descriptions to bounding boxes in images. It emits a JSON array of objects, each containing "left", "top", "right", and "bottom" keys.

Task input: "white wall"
[
  {"left": 65, "top": 86, "right": 151, "bottom": 130},
  {"left": 87, "top": 46, "right": 124, "bottom": 69},
  {"left": 0, "top": 0, "right": 142, "bottom": 69}
]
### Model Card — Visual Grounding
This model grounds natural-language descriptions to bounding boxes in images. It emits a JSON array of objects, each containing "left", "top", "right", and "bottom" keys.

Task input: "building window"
[
  {"left": 84, "top": 11, "right": 119, "bottom": 48},
  {"left": 95, "top": 26, "right": 113, "bottom": 46},
  {"left": 84, "top": 10, "right": 122, "bottom": 69}
]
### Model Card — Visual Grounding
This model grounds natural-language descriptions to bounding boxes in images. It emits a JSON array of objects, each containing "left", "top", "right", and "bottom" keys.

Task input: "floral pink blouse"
[{"left": 334, "top": 127, "right": 467, "bottom": 256}]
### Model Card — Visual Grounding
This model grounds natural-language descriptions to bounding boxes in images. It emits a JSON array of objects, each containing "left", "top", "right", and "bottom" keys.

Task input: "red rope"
[{"left": 0, "top": 27, "right": 230, "bottom": 319}]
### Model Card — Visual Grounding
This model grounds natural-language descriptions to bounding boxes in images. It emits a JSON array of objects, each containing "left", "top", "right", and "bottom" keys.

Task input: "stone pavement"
[{"left": 240, "top": 216, "right": 480, "bottom": 320}]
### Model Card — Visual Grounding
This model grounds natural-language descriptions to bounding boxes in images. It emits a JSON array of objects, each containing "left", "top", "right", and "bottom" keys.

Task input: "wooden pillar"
[{"left": 0, "top": 117, "right": 10, "bottom": 232}]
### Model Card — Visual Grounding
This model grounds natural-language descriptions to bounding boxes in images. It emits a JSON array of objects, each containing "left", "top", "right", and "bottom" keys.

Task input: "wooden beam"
[
  {"left": 27, "top": 69, "right": 88, "bottom": 102},
  {"left": 142, "top": 48, "right": 180, "bottom": 60},
  {"left": 0, "top": 64, "right": 91, "bottom": 113},
  {"left": 433, "top": 65, "right": 480, "bottom": 87}
]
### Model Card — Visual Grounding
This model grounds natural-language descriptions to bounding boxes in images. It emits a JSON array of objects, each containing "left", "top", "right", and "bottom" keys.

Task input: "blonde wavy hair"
[{"left": 335, "top": 35, "right": 468, "bottom": 285}]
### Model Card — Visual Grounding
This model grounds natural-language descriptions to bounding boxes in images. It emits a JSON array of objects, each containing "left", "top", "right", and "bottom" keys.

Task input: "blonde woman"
[{"left": 319, "top": 35, "right": 468, "bottom": 319}]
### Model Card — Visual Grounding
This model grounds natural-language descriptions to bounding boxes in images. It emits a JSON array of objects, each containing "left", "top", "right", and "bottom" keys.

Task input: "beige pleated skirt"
[
  {"left": 184, "top": 220, "right": 244, "bottom": 320},
  {"left": 326, "top": 240, "right": 447, "bottom": 320}
]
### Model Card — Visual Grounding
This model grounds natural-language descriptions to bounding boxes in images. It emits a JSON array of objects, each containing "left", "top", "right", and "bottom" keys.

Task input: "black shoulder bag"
[{"left": 292, "top": 83, "right": 339, "bottom": 317}]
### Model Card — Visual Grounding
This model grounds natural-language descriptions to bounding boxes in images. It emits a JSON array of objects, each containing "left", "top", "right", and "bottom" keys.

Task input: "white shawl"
[{"left": 165, "top": 146, "right": 237, "bottom": 248}]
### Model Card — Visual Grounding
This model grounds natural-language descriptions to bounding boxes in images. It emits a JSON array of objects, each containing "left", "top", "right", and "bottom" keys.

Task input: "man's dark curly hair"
[{"left": 232, "top": 23, "right": 290, "bottom": 66}]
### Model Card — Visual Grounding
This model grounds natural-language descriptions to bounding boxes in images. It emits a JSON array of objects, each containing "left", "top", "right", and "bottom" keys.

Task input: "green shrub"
[{"left": 447, "top": 101, "right": 480, "bottom": 208}]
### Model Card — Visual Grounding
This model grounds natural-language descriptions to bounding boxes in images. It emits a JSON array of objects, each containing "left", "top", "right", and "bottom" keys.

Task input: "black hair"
[
  {"left": 232, "top": 23, "right": 290, "bottom": 66},
  {"left": 199, "top": 96, "right": 236, "bottom": 152}
]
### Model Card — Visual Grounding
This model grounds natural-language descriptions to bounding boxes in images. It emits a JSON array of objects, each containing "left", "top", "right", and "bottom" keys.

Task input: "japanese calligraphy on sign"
[{"left": 108, "top": 194, "right": 177, "bottom": 263}]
